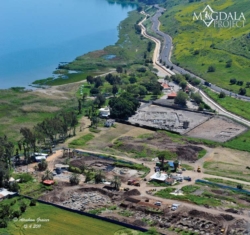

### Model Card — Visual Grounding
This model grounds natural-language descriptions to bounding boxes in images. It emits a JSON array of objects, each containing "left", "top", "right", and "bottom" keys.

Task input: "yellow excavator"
[{"left": 197, "top": 166, "right": 201, "bottom": 173}]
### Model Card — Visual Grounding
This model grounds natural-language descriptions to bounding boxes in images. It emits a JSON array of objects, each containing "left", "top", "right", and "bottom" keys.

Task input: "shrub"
[
  {"left": 69, "top": 166, "right": 82, "bottom": 174},
  {"left": 16, "top": 173, "right": 33, "bottom": 183},
  {"left": 38, "top": 160, "right": 48, "bottom": 171},
  {"left": 19, "top": 201, "right": 27, "bottom": 213},
  {"left": 207, "top": 65, "right": 215, "bottom": 72},
  {"left": 0, "top": 219, "right": 7, "bottom": 228},
  {"left": 30, "top": 199, "right": 37, "bottom": 206},
  {"left": 9, "top": 182, "right": 20, "bottom": 192},
  {"left": 69, "top": 173, "right": 80, "bottom": 185},
  {"left": 219, "top": 91, "right": 226, "bottom": 98},
  {"left": 12, "top": 210, "right": 21, "bottom": 218}
]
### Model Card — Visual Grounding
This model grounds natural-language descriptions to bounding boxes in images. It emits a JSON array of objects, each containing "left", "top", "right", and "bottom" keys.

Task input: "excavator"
[{"left": 197, "top": 166, "right": 201, "bottom": 173}]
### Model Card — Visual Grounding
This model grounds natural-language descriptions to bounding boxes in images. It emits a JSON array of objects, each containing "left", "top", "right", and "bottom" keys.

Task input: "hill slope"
[{"left": 160, "top": 0, "right": 250, "bottom": 94}]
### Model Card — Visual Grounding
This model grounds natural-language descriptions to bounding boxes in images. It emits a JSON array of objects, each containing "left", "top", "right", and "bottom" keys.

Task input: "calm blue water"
[{"left": 0, "top": 0, "right": 136, "bottom": 89}]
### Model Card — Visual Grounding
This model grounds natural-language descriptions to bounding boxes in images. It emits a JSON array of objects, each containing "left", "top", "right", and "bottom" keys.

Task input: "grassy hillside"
[{"left": 160, "top": 0, "right": 250, "bottom": 95}]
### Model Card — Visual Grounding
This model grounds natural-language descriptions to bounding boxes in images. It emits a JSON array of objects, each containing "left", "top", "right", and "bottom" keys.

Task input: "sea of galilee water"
[{"left": 0, "top": 0, "right": 136, "bottom": 89}]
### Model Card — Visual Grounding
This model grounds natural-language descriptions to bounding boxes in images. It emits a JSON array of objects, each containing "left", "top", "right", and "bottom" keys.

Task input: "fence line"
[
  {"left": 196, "top": 179, "right": 250, "bottom": 195},
  {"left": 17, "top": 194, "right": 148, "bottom": 233}
]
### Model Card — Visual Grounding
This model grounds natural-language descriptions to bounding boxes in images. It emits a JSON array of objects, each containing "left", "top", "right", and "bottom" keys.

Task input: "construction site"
[{"left": 40, "top": 181, "right": 250, "bottom": 235}]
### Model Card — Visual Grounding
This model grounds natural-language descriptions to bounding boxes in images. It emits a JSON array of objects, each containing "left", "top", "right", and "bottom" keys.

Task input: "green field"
[
  {"left": 68, "top": 133, "right": 95, "bottom": 148},
  {"left": 160, "top": 0, "right": 250, "bottom": 95},
  {"left": 202, "top": 87, "right": 250, "bottom": 121},
  {"left": 0, "top": 88, "right": 76, "bottom": 142},
  {"left": 2, "top": 200, "right": 130, "bottom": 235}
]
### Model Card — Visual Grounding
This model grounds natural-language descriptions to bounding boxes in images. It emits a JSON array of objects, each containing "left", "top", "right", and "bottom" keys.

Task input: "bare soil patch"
[
  {"left": 111, "top": 132, "right": 203, "bottom": 161},
  {"left": 186, "top": 116, "right": 247, "bottom": 142}
]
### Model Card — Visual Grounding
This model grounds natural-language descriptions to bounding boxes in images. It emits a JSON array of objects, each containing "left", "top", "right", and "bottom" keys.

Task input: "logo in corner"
[{"left": 193, "top": 5, "right": 246, "bottom": 28}]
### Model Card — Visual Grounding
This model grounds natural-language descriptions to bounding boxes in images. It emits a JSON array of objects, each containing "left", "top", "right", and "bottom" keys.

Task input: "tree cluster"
[
  {"left": 105, "top": 73, "right": 121, "bottom": 85},
  {"left": 109, "top": 92, "right": 140, "bottom": 119}
]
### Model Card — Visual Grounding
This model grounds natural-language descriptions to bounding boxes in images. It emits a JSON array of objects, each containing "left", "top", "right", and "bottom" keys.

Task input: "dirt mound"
[
  {"left": 225, "top": 208, "right": 238, "bottom": 214},
  {"left": 220, "top": 214, "right": 234, "bottom": 221},
  {"left": 175, "top": 145, "right": 203, "bottom": 161},
  {"left": 70, "top": 159, "right": 86, "bottom": 167},
  {"left": 211, "top": 189, "right": 224, "bottom": 194},
  {"left": 123, "top": 189, "right": 141, "bottom": 197}
]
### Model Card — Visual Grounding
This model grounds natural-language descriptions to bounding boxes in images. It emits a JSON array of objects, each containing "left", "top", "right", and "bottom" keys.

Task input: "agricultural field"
[
  {"left": 160, "top": 0, "right": 250, "bottom": 94},
  {"left": 1, "top": 197, "right": 132, "bottom": 235}
]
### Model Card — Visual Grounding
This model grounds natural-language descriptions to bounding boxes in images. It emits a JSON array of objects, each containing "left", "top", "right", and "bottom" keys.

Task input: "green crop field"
[
  {"left": 160, "top": 0, "right": 250, "bottom": 94},
  {"left": 2, "top": 201, "right": 130, "bottom": 235}
]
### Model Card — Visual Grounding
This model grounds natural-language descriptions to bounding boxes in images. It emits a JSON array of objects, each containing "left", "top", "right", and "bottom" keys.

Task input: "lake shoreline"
[{"left": 0, "top": 0, "right": 136, "bottom": 89}]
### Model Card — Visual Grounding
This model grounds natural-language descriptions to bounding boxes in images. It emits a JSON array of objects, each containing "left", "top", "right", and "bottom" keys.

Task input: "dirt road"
[{"left": 74, "top": 148, "right": 250, "bottom": 222}]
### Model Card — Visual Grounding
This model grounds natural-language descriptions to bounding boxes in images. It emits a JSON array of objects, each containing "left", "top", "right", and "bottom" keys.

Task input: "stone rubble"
[{"left": 60, "top": 192, "right": 111, "bottom": 211}]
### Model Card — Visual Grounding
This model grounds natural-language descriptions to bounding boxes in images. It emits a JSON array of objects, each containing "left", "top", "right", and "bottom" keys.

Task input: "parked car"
[
  {"left": 184, "top": 176, "right": 192, "bottom": 181},
  {"left": 171, "top": 203, "right": 180, "bottom": 211},
  {"left": 155, "top": 201, "right": 162, "bottom": 206}
]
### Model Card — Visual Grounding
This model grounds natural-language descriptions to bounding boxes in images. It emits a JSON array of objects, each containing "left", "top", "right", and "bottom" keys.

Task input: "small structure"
[
  {"left": 34, "top": 153, "right": 48, "bottom": 158},
  {"left": 55, "top": 164, "right": 69, "bottom": 170},
  {"left": 168, "top": 161, "right": 175, "bottom": 170},
  {"left": 0, "top": 188, "right": 17, "bottom": 200},
  {"left": 43, "top": 180, "right": 54, "bottom": 185},
  {"left": 150, "top": 172, "right": 168, "bottom": 182},
  {"left": 35, "top": 156, "right": 47, "bottom": 162},
  {"left": 99, "top": 106, "right": 110, "bottom": 118},
  {"left": 167, "top": 92, "right": 177, "bottom": 99},
  {"left": 105, "top": 119, "right": 115, "bottom": 127},
  {"left": 161, "top": 83, "right": 171, "bottom": 91},
  {"left": 183, "top": 121, "right": 190, "bottom": 129}
]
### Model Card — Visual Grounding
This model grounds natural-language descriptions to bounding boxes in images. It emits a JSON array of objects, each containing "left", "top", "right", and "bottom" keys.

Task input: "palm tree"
[
  {"left": 111, "top": 176, "right": 121, "bottom": 191},
  {"left": 42, "top": 170, "right": 53, "bottom": 181},
  {"left": 38, "top": 159, "right": 48, "bottom": 171},
  {"left": 94, "top": 170, "right": 104, "bottom": 184},
  {"left": 69, "top": 173, "right": 80, "bottom": 185}
]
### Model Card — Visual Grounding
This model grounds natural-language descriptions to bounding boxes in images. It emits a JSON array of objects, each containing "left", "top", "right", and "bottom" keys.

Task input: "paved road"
[
  {"left": 150, "top": 5, "right": 250, "bottom": 102},
  {"left": 140, "top": 9, "right": 250, "bottom": 127}
]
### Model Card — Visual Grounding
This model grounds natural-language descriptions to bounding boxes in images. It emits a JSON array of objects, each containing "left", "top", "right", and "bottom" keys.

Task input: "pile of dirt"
[
  {"left": 175, "top": 145, "right": 203, "bottom": 161},
  {"left": 70, "top": 159, "right": 86, "bottom": 168},
  {"left": 123, "top": 189, "right": 141, "bottom": 197},
  {"left": 225, "top": 208, "right": 239, "bottom": 214},
  {"left": 220, "top": 214, "right": 234, "bottom": 221},
  {"left": 211, "top": 189, "right": 224, "bottom": 194}
]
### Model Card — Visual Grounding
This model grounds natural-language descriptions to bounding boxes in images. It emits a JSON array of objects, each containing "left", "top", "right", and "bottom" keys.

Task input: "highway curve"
[{"left": 138, "top": 8, "right": 250, "bottom": 127}]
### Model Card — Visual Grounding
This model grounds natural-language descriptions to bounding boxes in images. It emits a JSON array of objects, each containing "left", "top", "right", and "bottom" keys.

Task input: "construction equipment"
[
  {"left": 127, "top": 179, "right": 140, "bottom": 186},
  {"left": 197, "top": 166, "right": 201, "bottom": 173}
]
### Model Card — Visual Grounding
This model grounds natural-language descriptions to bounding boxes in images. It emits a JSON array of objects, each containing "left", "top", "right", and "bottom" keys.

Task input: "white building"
[{"left": 99, "top": 106, "right": 110, "bottom": 117}]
